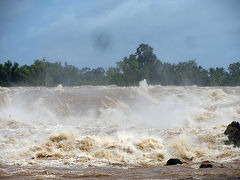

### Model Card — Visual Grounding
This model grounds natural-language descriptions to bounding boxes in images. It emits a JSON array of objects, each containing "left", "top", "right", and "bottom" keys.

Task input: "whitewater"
[{"left": 0, "top": 80, "right": 240, "bottom": 178}]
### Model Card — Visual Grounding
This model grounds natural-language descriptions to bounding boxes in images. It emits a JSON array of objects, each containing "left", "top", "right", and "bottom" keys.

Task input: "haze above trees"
[{"left": 0, "top": 44, "right": 239, "bottom": 87}]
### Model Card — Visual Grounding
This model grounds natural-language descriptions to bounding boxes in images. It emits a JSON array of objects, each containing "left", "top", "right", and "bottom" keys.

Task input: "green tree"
[
  {"left": 135, "top": 44, "right": 160, "bottom": 82},
  {"left": 113, "top": 44, "right": 162, "bottom": 85},
  {"left": 209, "top": 67, "right": 229, "bottom": 86},
  {"left": 29, "top": 59, "right": 47, "bottom": 86},
  {"left": 106, "top": 66, "right": 124, "bottom": 85},
  {"left": 174, "top": 60, "right": 209, "bottom": 86},
  {"left": 116, "top": 55, "right": 141, "bottom": 85},
  {"left": 62, "top": 62, "right": 81, "bottom": 86},
  {"left": 228, "top": 62, "right": 240, "bottom": 85}
]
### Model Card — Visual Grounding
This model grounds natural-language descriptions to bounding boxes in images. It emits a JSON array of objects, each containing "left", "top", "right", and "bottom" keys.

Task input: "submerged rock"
[
  {"left": 199, "top": 163, "right": 213, "bottom": 168},
  {"left": 224, "top": 121, "right": 240, "bottom": 147},
  {"left": 166, "top": 158, "right": 183, "bottom": 166}
]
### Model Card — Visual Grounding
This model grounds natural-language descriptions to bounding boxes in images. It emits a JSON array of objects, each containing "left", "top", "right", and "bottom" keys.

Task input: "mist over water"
[{"left": 0, "top": 81, "right": 240, "bottom": 168}]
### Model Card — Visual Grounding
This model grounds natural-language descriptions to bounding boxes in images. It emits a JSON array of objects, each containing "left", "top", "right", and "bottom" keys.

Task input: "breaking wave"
[{"left": 0, "top": 81, "right": 240, "bottom": 167}]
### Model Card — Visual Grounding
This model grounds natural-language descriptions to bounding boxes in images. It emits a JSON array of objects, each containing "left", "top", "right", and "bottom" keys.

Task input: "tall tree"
[{"left": 228, "top": 62, "right": 240, "bottom": 85}]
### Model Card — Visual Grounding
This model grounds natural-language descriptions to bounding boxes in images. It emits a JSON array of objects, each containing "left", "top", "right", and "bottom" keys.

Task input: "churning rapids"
[{"left": 0, "top": 80, "right": 240, "bottom": 179}]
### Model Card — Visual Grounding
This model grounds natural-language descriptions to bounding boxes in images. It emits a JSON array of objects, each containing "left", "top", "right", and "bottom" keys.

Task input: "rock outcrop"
[
  {"left": 166, "top": 158, "right": 183, "bottom": 166},
  {"left": 199, "top": 163, "right": 213, "bottom": 168},
  {"left": 224, "top": 121, "right": 240, "bottom": 147}
]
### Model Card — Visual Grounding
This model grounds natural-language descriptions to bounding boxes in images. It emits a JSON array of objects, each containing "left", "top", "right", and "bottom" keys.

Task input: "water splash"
[{"left": 0, "top": 83, "right": 239, "bottom": 167}]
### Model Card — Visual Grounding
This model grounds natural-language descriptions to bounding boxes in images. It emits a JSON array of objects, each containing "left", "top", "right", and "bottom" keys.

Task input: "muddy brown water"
[{"left": 1, "top": 161, "right": 240, "bottom": 179}]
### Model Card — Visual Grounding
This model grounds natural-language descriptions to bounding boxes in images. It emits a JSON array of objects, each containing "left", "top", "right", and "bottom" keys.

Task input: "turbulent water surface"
[{"left": 0, "top": 81, "right": 240, "bottom": 179}]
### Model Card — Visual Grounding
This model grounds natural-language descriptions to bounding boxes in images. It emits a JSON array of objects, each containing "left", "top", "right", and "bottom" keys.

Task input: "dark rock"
[
  {"left": 199, "top": 163, "right": 213, "bottom": 168},
  {"left": 224, "top": 121, "right": 240, "bottom": 147},
  {"left": 166, "top": 158, "right": 183, "bottom": 166}
]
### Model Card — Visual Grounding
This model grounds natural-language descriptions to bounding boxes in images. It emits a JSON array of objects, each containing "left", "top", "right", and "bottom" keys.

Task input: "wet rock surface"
[
  {"left": 200, "top": 163, "right": 213, "bottom": 168},
  {"left": 224, "top": 121, "right": 240, "bottom": 147},
  {"left": 166, "top": 158, "right": 183, "bottom": 166}
]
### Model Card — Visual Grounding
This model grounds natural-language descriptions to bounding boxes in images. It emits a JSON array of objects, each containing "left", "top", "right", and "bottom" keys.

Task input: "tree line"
[{"left": 0, "top": 44, "right": 239, "bottom": 87}]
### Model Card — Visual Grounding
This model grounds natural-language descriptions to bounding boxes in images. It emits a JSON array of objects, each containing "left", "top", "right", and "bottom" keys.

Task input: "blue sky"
[{"left": 0, "top": 0, "right": 239, "bottom": 69}]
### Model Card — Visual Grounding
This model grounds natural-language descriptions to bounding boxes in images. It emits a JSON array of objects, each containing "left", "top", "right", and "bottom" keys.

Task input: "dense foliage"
[{"left": 0, "top": 44, "right": 239, "bottom": 86}]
